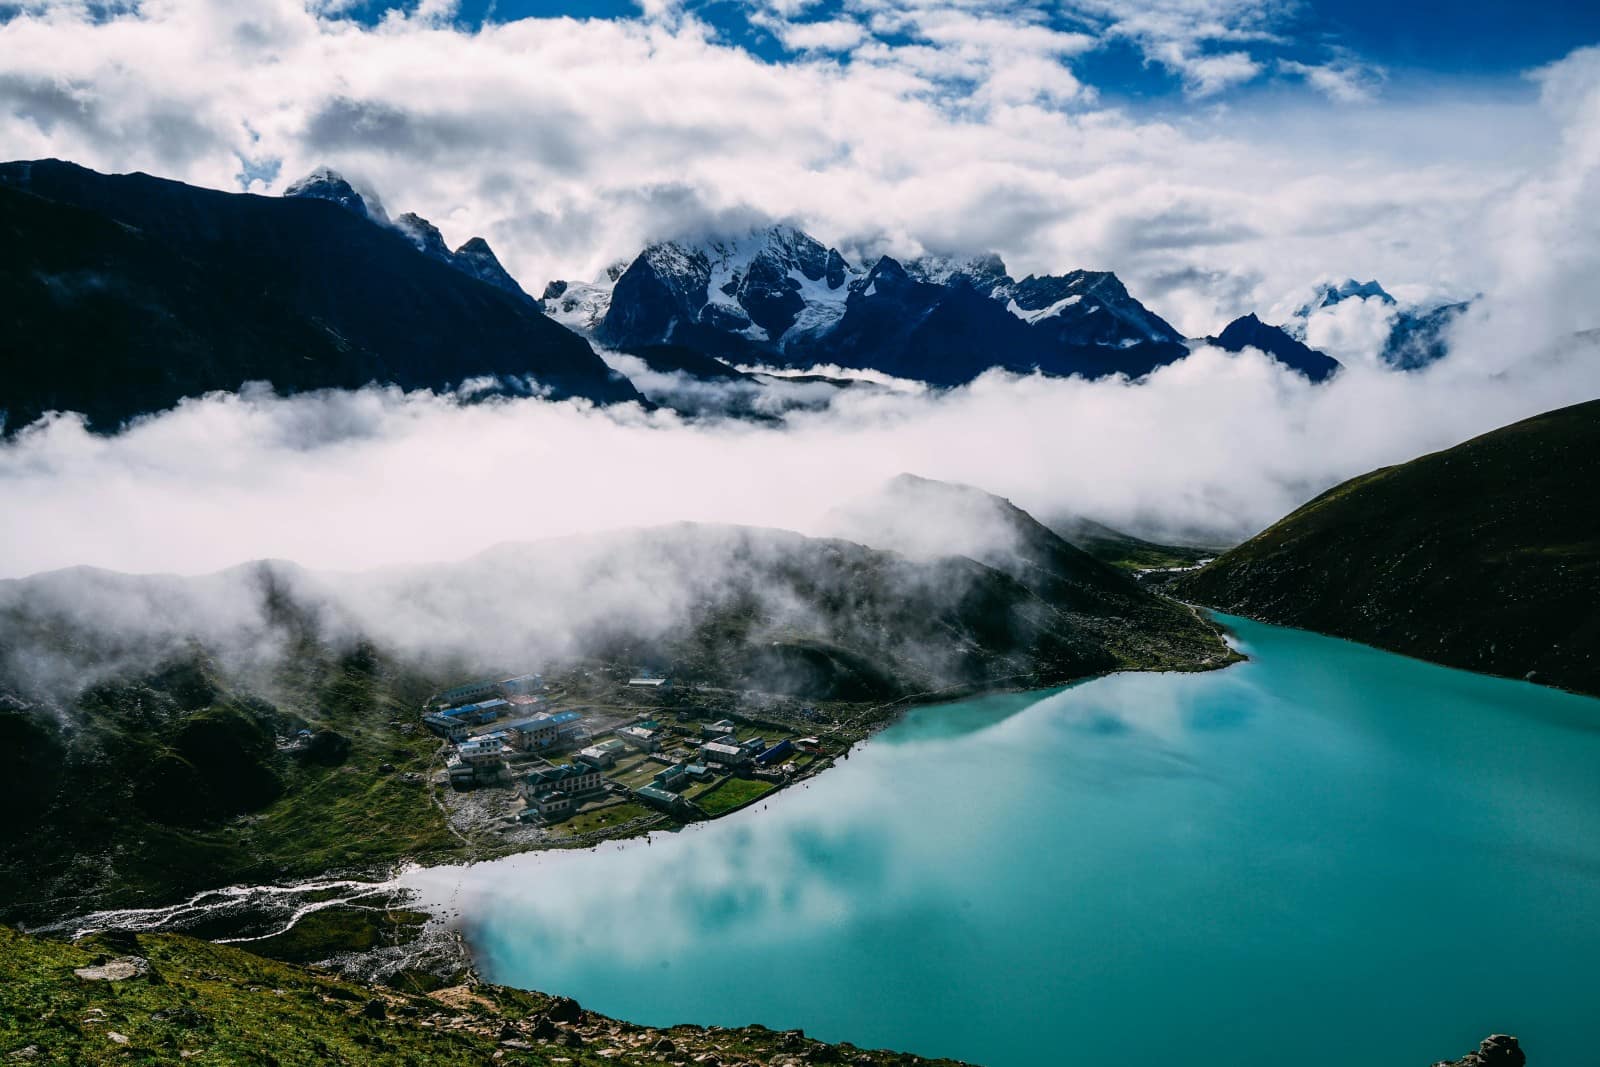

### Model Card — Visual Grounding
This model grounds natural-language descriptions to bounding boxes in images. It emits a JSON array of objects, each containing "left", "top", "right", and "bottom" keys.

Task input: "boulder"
[
  {"left": 1433, "top": 1035, "right": 1526, "bottom": 1067},
  {"left": 73, "top": 956, "right": 151, "bottom": 982},
  {"left": 545, "top": 996, "right": 584, "bottom": 1023}
]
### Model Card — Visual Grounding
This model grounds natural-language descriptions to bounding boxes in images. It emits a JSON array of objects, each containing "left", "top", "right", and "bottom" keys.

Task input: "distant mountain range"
[
  {"left": 0, "top": 159, "right": 1479, "bottom": 431},
  {"left": 1288, "top": 277, "right": 1472, "bottom": 370},
  {"left": 542, "top": 225, "right": 1324, "bottom": 386},
  {"left": 1174, "top": 398, "right": 1600, "bottom": 697}
]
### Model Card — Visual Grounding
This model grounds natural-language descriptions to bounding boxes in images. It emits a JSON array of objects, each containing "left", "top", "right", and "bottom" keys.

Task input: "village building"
[
  {"left": 458, "top": 734, "right": 506, "bottom": 766},
  {"left": 636, "top": 783, "right": 690, "bottom": 812},
  {"left": 736, "top": 736, "right": 767, "bottom": 757},
  {"left": 701, "top": 719, "right": 737, "bottom": 738},
  {"left": 520, "top": 761, "right": 604, "bottom": 801},
  {"left": 755, "top": 739, "right": 795, "bottom": 767},
  {"left": 527, "top": 789, "right": 573, "bottom": 819},
  {"left": 652, "top": 763, "right": 691, "bottom": 791},
  {"left": 423, "top": 713, "right": 470, "bottom": 742},
  {"left": 438, "top": 678, "right": 501, "bottom": 706},
  {"left": 626, "top": 676, "right": 672, "bottom": 691},
  {"left": 616, "top": 720, "right": 664, "bottom": 751},
  {"left": 499, "top": 673, "right": 544, "bottom": 696},
  {"left": 702, "top": 741, "right": 748, "bottom": 768},
  {"left": 502, "top": 709, "right": 584, "bottom": 752},
  {"left": 438, "top": 674, "right": 546, "bottom": 707},
  {"left": 685, "top": 763, "right": 713, "bottom": 780},
  {"left": 575, "top": 738, "right": 629, "bottom": 769},
  {"left": 442, "top": 698, "right": 510, "bottom": 725}
]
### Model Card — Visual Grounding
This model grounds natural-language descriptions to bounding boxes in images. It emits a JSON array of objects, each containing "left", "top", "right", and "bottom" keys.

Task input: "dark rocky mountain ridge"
[
  {"left": 1209, "top": 312, "right": 1343, "bottom": 381},
  {"left": 0, "top": 159, "right": 638, "bottom": 431}
]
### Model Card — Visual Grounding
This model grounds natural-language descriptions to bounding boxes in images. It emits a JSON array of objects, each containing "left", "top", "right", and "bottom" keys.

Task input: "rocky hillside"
[
  {"left": 0, "top": 926, "right": 969, "bottom": 1067},
  {"left": 0, "top": 160, "right": 637, "bottom": 431},
  {"left": 1174, "top": 399, "right": 1600, "bottom": 695}
]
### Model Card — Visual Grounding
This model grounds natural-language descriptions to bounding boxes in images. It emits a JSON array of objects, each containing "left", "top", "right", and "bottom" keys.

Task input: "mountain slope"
[
  {"left": 0, "top": 160, "right": 637, "bottom": 430},
  {"left": 823, "top": 474, "right": 1232, "bottom": 668},
  {"left": 1173, "top": 399, "right": 1600, "bottom": 695}
]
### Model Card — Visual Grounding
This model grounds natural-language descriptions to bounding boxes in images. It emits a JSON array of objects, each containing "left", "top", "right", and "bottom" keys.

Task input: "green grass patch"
[
  {"left": 548, "top": 801, "right": 652, "bottom": 837},
  {"left": 697, "top": 776, "right": 776, "bottom": 816}
]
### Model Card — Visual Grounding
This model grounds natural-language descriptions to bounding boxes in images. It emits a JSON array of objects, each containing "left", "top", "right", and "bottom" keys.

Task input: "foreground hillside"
[
  {"left": 1174, "top": 399, "right": 1599, "bottom": 696},
  {"left": 0, "top": 927, "right": 968, "bottom": 1066},
  {"left": 1, "top": 488, "right": 1234, "bottom": 924}
]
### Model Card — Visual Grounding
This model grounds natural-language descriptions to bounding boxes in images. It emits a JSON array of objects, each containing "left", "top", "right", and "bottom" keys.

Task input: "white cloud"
[
  {"left": 3, "top": 319, "right": 1597, "bottom": 583},
  {"left": 1278, "top": 57, "right": 1385, "bottom": 103},
  {"left": 0, "top": 2, "right": 1595, "bottom": 552},
  {"left": 0, "top": 0, "right": 1555, "bottom": 333},
  {"left": 762, "top": 16, "right": 865, "bottom": 53}
]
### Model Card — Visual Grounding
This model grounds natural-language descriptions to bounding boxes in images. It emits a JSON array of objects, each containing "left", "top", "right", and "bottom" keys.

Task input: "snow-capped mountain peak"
[{"left": 282, "top": 167, "right": 388, "bottom": 223}]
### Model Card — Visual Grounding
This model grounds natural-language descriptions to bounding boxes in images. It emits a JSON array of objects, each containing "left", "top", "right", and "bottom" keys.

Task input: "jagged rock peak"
[
  {"left": 282, "top": 167, "right": 387, "bottom": 223},
  {"left": 905, "top": 251, "right": 1010, "bottom": 294},
  {"left": 1295, "top": 277, "right": 1396, "bottom": 321},
  {"left": 1212, "top": 313, "right": 1342, "bottom": 382},
  {"left": 394, "top": 211, "right": 450, "bottom": 260},
  {"left": 450, "top": 237, "right": 527, "bottom": 299}
]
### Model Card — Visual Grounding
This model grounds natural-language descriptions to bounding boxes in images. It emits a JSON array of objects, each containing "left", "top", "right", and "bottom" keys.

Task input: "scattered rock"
[
  {"left": 655, "top": 1036, "right": 678, "bottom": 1053},
  {"left": 106, "top": 1032, "right": 129, "bottom": 1045},
  {"left": 8, "top": 1047, "right": 41, "bottom": 1061},
  {"left": 73, "top": 957, "right": 151, "bottom": 982},
  {"left": 360, "top": 999, "right": 387, "bottom": 1020}
]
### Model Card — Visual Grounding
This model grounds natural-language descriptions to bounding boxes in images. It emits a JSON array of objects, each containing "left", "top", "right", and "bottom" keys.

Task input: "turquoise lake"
[{"left": 405, "top": 616, "right": 1600, "bottom": 1065}]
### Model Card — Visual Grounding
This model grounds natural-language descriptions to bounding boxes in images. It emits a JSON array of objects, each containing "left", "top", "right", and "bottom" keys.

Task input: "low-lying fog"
[{"left": 2, "top": 319, "right": 1597, "bottom": 582}]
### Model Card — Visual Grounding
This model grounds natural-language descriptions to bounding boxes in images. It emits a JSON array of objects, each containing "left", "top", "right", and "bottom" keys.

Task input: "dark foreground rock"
[{"left": 1433, "top": 1034, "right": 1526, "bottom": 1066}]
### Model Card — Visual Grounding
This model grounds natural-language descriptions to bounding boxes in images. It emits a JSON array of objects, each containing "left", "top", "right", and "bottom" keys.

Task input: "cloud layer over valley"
[{"left": 4, "top": 327, "right": 1597, "bottom": 583}]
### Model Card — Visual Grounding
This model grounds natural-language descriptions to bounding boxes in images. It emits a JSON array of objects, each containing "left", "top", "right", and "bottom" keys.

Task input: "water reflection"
[{"left": 403, "top": 618, "right": 1600, "bottom": 1067}]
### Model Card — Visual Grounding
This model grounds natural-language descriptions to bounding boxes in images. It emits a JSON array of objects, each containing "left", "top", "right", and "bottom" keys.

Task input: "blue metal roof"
[{"left": 443, "top": 697, "right": 510, "bottom": 717}]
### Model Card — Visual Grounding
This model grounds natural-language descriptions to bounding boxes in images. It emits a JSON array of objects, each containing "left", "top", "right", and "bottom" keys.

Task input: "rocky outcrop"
[{"left": 1432, "top": 1034, "right": 1526, "bottom": 1066}]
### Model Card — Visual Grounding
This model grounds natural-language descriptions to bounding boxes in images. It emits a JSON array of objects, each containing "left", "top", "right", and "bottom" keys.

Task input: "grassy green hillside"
[
  {"left": 1174, "top": 399, "right": 1600, "bottom": 695},
  {"left": 0, "top": 926, "right": 968, "bottom": 1066},
  {"left": 0, "top": 642, "right": 466, "bottom": 927}
]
